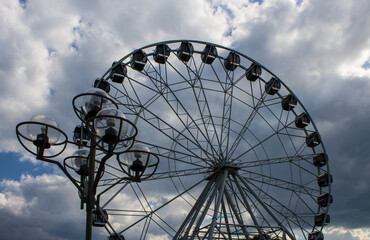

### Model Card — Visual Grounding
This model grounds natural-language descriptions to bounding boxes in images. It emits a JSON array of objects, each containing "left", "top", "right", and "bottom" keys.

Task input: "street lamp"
[
  {"left": 70, "top": 149, "right": 90, "bottom": 175},
  {"left": 118, "top": 143, "right": 159, "bottom": 182},
  {"left": 15, "top": 86, "right": 159, "bottom": 240}
]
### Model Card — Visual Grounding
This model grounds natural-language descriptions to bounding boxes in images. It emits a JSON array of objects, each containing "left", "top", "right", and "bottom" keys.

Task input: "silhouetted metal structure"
[{"left": 16, "top": 40, "right": 332, "bottom": 240}]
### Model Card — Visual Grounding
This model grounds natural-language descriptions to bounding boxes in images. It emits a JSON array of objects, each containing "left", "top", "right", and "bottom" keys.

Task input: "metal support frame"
[
  {"left": 231, "top": 174, "right": 265, "bottom": 238},
  {"left": 235, "top": 172, "right": 296, "bottom": 240},
  {"left": 207, "top": 170, "right": 228, "bottom": 239},
  {"left": 173, "top": 179, "right": 214, "bottom": 239},
  {"left": 223, "top": 186, "right": 250, "bottom": 238}
]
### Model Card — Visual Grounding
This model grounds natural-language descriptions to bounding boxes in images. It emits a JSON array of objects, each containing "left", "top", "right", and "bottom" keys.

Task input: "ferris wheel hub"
[{"left": 206, "top": 163, "right": 241, "bottom": 180}]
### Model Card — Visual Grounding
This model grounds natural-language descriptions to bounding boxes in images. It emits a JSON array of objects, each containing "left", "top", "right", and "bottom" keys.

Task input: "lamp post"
[{"left": 16, "top": 86, "right": 159, "bottom": 240}]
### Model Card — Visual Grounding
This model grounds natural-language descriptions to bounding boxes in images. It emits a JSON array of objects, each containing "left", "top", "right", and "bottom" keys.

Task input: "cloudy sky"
[{"left": 1, "top": 0, "right": 370, "bottom": 239}]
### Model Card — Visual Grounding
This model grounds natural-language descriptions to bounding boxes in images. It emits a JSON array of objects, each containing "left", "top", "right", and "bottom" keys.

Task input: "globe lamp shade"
[
  {"left": 124, "top": 143, "right": 150, "bottom": 178},
  {"left": 81, "top": 88, "right": 111, "bottom": 119},
  {"left": 94, "top": 108, "right": 128, "bottom": 144},
  {"left": 71, "top": 149, "right": 89, "bottom": 175},
  {"left": 27, "top": 115, "right": 60, "bottom": 148}
]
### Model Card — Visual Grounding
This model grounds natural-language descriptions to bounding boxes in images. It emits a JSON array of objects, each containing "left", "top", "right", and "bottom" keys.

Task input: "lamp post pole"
[{"left": 86, "top": 134, "right": 96, "bottom": 240}]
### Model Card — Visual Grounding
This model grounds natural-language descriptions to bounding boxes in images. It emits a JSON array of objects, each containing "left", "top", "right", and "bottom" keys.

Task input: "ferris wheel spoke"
[
  {"left": 218, "top": 57, "right": 238, "bottom": 90},
  {"left": 145, "top": 167, "right": 208, "bottom": 181},
  {"left": 238, "top": 154, "right": 314, "bottom": 169},
  {"left": 219, "top": 77, "right": 235, "bottom": 160},
  {"left": 144, "top": 59, "right": 170, "bottom": 92},
  {"left": 232, "top": 80, "right": 270, "bottom": 107},
  {"left": 109, "top": 83, "right": 139, "bottom": 115},
  {"left": 207, "top": 170, "right": 228, "bottom": 239},
  {"left": 112, "top": 71, "right": 216, "bottom": 164},
  {"left": 140, "top": 216, "right": 151, "bottom": 240},
  {"left": 233, "top": 124, "right": 318, "bottom": 179},
  {"left": 173, "top": 179, "right": 215, "bottom": 239},
  {"left": 140, "top": 61, "right": 220, "bottom": 161},
  {"left": 131, "top": 104, "right": 213, "bottom": 165},
  {"left": 250, "top": 101, "right": 284, "bottom": 134},
  {"left": 276, "top": 129, "right": 297, "bottom": 163},
  {"left": 139, "top": 114, "right": 206, "bottom": 162},
  {"left": 99, "top": 182, "right": 130, "bottom": 209},
  {"left": 227, "top": 90, "right": 269, "bottom": 160},
  {"left": 239, "top": 169, "right": 320, "bottom": 196},
  {"left": 208, "top": 60, "right": 247, "bottom": 160},
  {"left": 128, "top": 184, "right": 174, "bottom": 239},
  {"left": 289, "top": 157, "right": 318, "bottom": 179},
  {"left": 136, "top": 183, "right": 177, "bottom": 235},
  {"left": 191, "top": 84, "right": 223, "bottom": 154},
  {"left": 135, "top": 139, "right": 208, "bottom": 168},
  {"left": 248, "top": 181, "right": 319, "bottom": 220},
  {"left": 229, "top": 175, "right": 273, "bottom": 238},
  {"left": 232, "top": 120, "right": 295, "bottom": 162},
  {"left": 276, "top": 107, "right": 290, "bottom": 134},
  {"left": 112, "top": 77, "right": 161, "bottom": 115},
  {"left": 129, "top": 183, "right": 150, "bottom": 214},
  {"left": 223, "top": 189, "right": 251, "bottom": 238},
  {"left": 100, "top": 164, "right": 124, "bottom": 180},
  {"left": 104, "top": 217, "right": 123, "bottom": 239},
  {"left": 211, "top": 62, "right": 245, "bottom": 155},
  {"left": 255, "top": 96, "right": 294, "bottom": 133},
  {"left": 260, "top": 97, "right": 283, "bottom": 109},
  {"left": 274, "top": 127, "right": 319, "bottom": 187},
  {"left": 98, "top": 175, "right": 126, "bottom": 188},
  {"left": 118, "top": 176, "right": 206, "bottom": 235},
  {"left": 232, "top": 108, "right": 305, "bottom": 165},
  {"left": 171, "top": 60, "right": 228, "bottom": 158},
  {"left": 165, "top": 57, "right": 194, "bottom": 84},
  {"left": 184, "top": 53, "right": 204, "bottom": 85},
  {"left": 176, "top": 56, "right": 225, "bottom": 156},
  {"left": 245, "top": 178, "right": 315, "bottom": 231},
  {"left": 280, "top": 127, "right": 317, "bottom": 174},
  {"left": 220, "top": 199, "right": 233, "bottom": 239},
  {"left": 235, "top": 172, "right": 296, "bottom": 240},
  {"left": 224, "top": 183, "right": 254, "bottom": 238},
  {"left": 124, "top": 76, "right": 164, "bottom": 111},
  {"left": 189, "top": 174, "right": 223, "bottom": 240}
]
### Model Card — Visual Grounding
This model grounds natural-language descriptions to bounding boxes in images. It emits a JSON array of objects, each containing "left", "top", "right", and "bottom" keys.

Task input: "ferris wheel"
[{"left": 90, "top": 40, "right": 332, "bottom": 240}]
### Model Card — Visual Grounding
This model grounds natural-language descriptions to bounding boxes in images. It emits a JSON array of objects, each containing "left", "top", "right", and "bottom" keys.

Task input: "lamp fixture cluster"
[{"left": 16, "top": 82, "right": 160, "bottom": 240}]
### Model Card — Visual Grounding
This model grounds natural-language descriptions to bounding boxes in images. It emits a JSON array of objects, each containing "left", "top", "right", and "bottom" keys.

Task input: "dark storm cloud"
[
  {"left": 223, "top": 0, "right": 370, "bottom": 231},
  {"left": 311, "top": 77, "right": 370, "bottom": 228}
]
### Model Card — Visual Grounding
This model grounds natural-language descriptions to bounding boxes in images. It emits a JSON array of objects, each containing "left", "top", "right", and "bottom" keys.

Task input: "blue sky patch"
[
  {"left": 47, "top": 48, "right": 56, "bottom": 57},
  {"left": 218, "top": 4, "right": 235, "bottom": 19},
  {"left": 71, "top": 41, "right": 79, "bottom": 52},
  {"left": 296, "top": 0, "right": 304, "bottom": 5},
  {"left": 19, "top": 0, "right": 27, "bottom": 8},
  {"left": 0, "top": 152, "right": 52, "bottom": 181},
  {"left": 249, "top": 0, "right": 263, "bottom": 4},
  {"left": 224, "top": 28, "right": 233, "bottom": 37},
  {"left": 362, "top": 60, "right": 370, "bottom": 70}
]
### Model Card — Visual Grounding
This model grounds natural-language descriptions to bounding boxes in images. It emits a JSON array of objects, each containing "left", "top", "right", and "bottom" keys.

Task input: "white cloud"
[
  {"left": 0, "top": 174, "right": 94, "bottom": 239},
  {"left": 0, "top": 0, "right": 234, "bottom": 154},
  {"left": 324, "top": 226, "right": 370, "bottom": 240}
]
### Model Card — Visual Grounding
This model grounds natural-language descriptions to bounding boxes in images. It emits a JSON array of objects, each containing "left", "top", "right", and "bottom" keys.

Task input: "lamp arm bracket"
[
  {"left": 92, "top": 152, "right": 114, "bottom": 194},
  {"left": 40, "top": 157, "right": 84, "bottom": 192}
]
